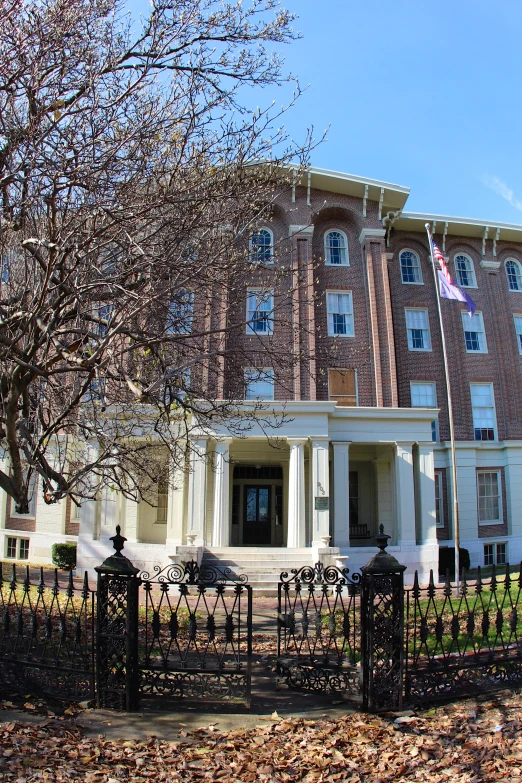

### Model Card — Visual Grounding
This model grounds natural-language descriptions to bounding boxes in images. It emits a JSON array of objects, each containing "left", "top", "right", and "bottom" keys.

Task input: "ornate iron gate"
[
  {"left": 277, "top": 563, "right": 363, "bottom": 701},
  {"left": 138, "top": 561, "right": 252, "bottom": 707}
]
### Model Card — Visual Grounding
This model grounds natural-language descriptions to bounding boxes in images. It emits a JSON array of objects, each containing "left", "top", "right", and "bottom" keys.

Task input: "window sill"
[
  {"left": 325, "top": 262, "right": 350, "bottom": 267},
  {"left": 328, "top": 333, "right": 355, "bottom": 338},
  {"left": 401, "top": 280, "right": 424, "bottom": 285},
  {"left": 478, "top": 520, "right": 503, "bottom": 526},
  {"left": 407, "top": 347, "right": 432, "bottom": 352}
]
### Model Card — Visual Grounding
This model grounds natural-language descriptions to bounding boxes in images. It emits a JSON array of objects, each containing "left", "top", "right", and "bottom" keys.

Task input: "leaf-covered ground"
[{"left": 2, "top": 690, "right": 522, "bottom": 782}]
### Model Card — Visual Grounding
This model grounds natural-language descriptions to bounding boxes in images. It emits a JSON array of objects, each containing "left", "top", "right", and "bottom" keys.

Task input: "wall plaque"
[{"left": 314, "top": 496, "right": 329, "bottom": 511}]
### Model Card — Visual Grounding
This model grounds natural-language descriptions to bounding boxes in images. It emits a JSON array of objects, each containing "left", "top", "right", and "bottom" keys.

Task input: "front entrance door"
[{"left": 243, "top": 485, "right": 271, "bottom": 545}]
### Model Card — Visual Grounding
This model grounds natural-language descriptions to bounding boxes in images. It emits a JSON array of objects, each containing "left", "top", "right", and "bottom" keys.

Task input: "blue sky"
[{"left": 126, "top": 0, "right": 522, "bottom": 224}]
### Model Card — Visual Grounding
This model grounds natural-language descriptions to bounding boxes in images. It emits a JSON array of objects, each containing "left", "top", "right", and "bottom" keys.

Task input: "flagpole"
[{"left": 425, "top": 223, "right": 460, "bottom": 593}]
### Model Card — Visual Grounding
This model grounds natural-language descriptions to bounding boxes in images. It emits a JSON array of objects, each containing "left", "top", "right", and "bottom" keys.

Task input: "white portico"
[{"left": 76, "top": 402, "right": 439, "bottom": 585}]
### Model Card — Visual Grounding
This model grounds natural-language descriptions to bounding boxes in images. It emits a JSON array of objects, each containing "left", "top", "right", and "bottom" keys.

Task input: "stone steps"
[{"left": 201, "top": 548, "right": 315, "bottom": 595}]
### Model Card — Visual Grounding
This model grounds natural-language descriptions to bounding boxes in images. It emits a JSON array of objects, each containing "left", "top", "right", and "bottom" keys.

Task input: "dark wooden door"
[{"left": 243, "top": 485, "right": 271, "bottom": 545}]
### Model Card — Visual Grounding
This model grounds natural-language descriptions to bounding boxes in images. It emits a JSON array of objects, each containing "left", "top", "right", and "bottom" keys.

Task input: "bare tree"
[{"left": 0, "top": 0, "right": 315, "bottom": 513}]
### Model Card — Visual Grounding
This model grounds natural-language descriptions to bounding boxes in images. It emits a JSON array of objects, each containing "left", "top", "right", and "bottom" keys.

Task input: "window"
[
  {"left": 400, "top": 250, "right": 423, "bottom": 284},
  {"left": 6, "top": 537, "right": 29, "bottom": 559},
  {"left": 462, "top": 311, "right": 487, "bottom": 353},
  {"left": 246, "top": 289, "right": 274, "bottom": 334},
  {"left": 405, "top": 309, "right": 431, "bottom": 351},
  {"left": 484, "top": 542, "right": 506, "bottom": 567},
  {"left": 454, "top": 254, "right": 477, "bottom": 288},
  {"left": 156, "top": 479, "right": 168, "bottom": 523},
  {"left": 324, "top": 230, "right": 349, "bottom": 266},
  {"left": 471, "top": 383, "right": 496, "bottom": 440},
  {"left": 328, "top": 368, "right": 357, "bottom": 406},
  {"left": 244, "top": 368, "right": 274, "bottom": 400},
  {"left": 514, "top": 315, "right": 522, "bottom": 354},
  {"left": 410, "top": 381, "right": 438, "bottom": 441},
  {"left": 434, "top": 471, "right": 444, "bottom": 528},
  {"left": 327, "top": 291, "right": 354, "bottom": 336},
  {"left": 167, "top": 290, "right": 194, "bottom": 334},
  {"left": 477, "top": 470, "right": 502, "bottom": 524},
  {"left": 506, "top": 259, "right": 522, "bottom": 291},
  {"left": 249, "top": 229, "right": 273, "bottom": 263}
]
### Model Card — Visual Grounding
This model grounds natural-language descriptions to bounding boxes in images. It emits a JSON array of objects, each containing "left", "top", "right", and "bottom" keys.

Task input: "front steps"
[{"left": 200, "top": 547, "right": 331, "bottom": 595}]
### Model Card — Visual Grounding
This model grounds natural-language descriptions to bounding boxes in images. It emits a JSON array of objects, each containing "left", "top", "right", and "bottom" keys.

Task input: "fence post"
[
  {"left": 361, "top": 525, "right": 406, "bottom": 713},
  {"left": 95, "top": 525, "right": 140, "bottom": 712}
]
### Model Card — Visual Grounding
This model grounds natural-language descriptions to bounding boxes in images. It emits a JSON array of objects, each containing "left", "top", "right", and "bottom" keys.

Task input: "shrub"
[
  {"left": 51, "top": 542, "right": 77, "bottom": 571},
  {"left": 438, "top": 547, "right": 470, "bottom": 579}
]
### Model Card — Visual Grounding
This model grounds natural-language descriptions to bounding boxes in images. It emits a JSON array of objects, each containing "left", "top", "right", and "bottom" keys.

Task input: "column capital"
[
  {"left": 359, "top": 228, "right": 386, "bottom": 245},
  {"left": 309, "top": 436, "right": 330, "bottom": 444},
  {"left": 287, "top": 437, "right": 308, "bottom": 446},
  {"left": 188, "top": 434, "right": 209, "bottom": 445},
  {"left": 331, "top": 440, "right": 351, "bottom": 448},
  {"left": 288, "top": 224, "right": 314, "bottom": 238},
  {"left": 214, "top": 437, "right": 233, "bottom": 447}
]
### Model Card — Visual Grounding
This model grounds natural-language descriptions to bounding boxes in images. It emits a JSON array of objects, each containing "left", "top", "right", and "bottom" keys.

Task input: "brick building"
[{"left": 2, "top": 167, "right": 520, "bottom": 585}]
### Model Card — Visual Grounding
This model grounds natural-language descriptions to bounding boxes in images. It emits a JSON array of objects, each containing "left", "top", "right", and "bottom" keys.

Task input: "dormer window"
[
  {"left": 325, "top": 230, "right": 349, "bottom": 266},
  {"left": 249, "top": 228, "right": 273, "bottom": 263}
]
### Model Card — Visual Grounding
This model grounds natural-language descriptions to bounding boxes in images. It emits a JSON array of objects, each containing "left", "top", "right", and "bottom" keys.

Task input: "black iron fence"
[
  {"left": 0, "top": 563, "right": 95, "bottom": 702},
  {"left": 405, "top": 564, "right": 522, "bottom": 704},
  {"left": 2, "top": 525, "right": 522, "bottom": 713}
]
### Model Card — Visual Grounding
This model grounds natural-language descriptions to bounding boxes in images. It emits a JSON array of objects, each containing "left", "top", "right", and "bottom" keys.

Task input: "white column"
[
  {"left": 187, "top": 438, "right": 208, "bottom": 546},
  {"left": 332, "top": 442, "right": 350, "bottom": 548},
  {"left": 311, "top": 437, "right": 330, "bottom": 547},
  {"left": 77, "top": 443, "right": 99, "bottom": 542},
  {"left": 0, "top": 457, "right": 8, "bottom": 529},
  {"left": 287, "top": 438, "right": 306, "bottom": 548},
  {"left": 417, "top": 444, "right": 437, "bottom": 544},
  {"left": 166, "top": 463, "right": 186, "bottom": 548},
  {"left": 124, "top": 497, "right": 139, "bottom": 543},
  {"left": 212, "top": 438, "right": 232, "bottom": 547},
  {"left": 395, "top": 442, "right": 416, "bottom": 545}
]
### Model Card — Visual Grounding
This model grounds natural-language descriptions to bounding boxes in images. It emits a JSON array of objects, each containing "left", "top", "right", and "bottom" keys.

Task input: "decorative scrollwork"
[
  {"left": 280, "top": 562, "right": 357, "bottom": 586},
  {"left": 139, "top": 560, "right": 248, "bottom": 585}
]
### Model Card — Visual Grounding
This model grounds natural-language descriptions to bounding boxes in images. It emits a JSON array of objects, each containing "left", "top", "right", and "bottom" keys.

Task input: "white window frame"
[
  {"left": 454, "top": 253, "right": 477, "bottom": 289},
  {"left": 506, "top": 259, "right": 522, "bottom": 292},
  {"left": 434, "top": 471, "right": 444, "bottom": 528},
  {"left": 477, "top": 470, "right": 503, "bottom": 525},
  {"left": 5, "top": 537, "right": 30, "bottom": 560},
  {"left": 410, "top": 381, "right": 438, "bottom": 441},
  {"left": 400, "top": 249, "right": 423, "bottom": 285},
  {"left": 462, "top": 311, "right": 487, "bottom": 354},
  {"left": 484, "top": 542, "right": 507, "bottom": 566},
  {"left": 326, "top": 291, "right": 354, "bottom": 337},
  {"left": 405, "top": 308, "right": 432, "bottom": 351},
  {"left": 244, "top": 368, "right": 275, "bottom": 400},
  {"left": 324, "top": 230, "right": 349, "bottom": 266},
  {"left": 249, "top": 228, "right": 274, "bottom": 264},
  {"left": 470, "top": 382, "right": 497, "bottom": 441},
  {"left": 156, "top": 478, "right": 168, "bottom": 524},
  {"left": 246, "top": 289, "right": 274, "bottom": 335},
  {"left": 514, "top": 314, "right": 522, "bottom": 355}
]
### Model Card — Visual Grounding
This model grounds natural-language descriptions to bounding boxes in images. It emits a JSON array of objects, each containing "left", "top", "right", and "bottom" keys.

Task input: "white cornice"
[
  {"left": 359, "top": 228, "right": 386, "bottom": 245},
  {"left": 288, "top": 224, "right": 314, "bottom": 237}
]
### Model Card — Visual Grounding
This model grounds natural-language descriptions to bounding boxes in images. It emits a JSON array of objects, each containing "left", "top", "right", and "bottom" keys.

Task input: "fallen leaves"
[{"left": 1, "top": 691, "right": 522, "bottom": 781}]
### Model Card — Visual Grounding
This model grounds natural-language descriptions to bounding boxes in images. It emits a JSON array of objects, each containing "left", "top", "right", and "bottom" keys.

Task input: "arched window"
[
  {"left": 454, "top": 253, "right": 477, "bottom": 288},
  {"left": 506, "top": 259, "right": 522, "bottom": 291},
  {"left": 325, "top": 230, "right": 349, "bottom": 266},
  {"left": 400, "top": 249, "right": 423, "bottom": 284},
  {"left": 249, "top": 228, "right": 273, "bottom": 263}
]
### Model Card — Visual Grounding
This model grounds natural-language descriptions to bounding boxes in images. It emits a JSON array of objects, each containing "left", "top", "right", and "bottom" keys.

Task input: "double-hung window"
[
  {"left": 484, "top": 542, "right": 506, "bottom": 566},
  {"left": 470, "top": 383, "right": 496, "bottom": 441},
  {"left": 405, "top": 308, "right": 431, "bottom": 351},
  {"left": 455, "top": 254, "right": 477, "bottom": 288},
  {"left": 325, "top": 230, "right": 349, "bottom": 266},
  {"left": 410, "top": 381, "right": 438, "bottom": 441},
  {"left": 514, "top": 315, "right": 522, "bottom": 354},
  {"left": 434, "top": 471, "right": 444, "bottom": 528},
  {"left": 462, "top": 311, "right": 487, "bottom": 353},
  {"left": 246, "top": 289, "right": 274, "bottom": 334},
  {"left": 477, "top": 470, "right": 502, "bottom": 525},
  {"left": 167, "top": 290, "right": 194, "bottom": 334},
  {"left": 249, "top": 229, "right": 273, "bottom": 263},
  {"left": 327, "top": 291, "right": 354, "bottom": 336},
  {"left": 244, "top": 368, "right": 274, "bottom": 400},
  {"left": 506, "top": 259, "right": 522, "bottom": 291},
  {"left": 400, "top": 250, "right": 423, "bottom": 284}
]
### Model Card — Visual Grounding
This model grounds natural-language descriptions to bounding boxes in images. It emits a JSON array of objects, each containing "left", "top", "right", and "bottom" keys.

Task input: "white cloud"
[{"left": 481, "top": 175, "right": 522, "bottom": 212}]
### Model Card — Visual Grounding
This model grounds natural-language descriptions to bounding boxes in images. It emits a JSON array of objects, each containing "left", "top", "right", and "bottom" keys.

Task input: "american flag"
[{"left": 431, "top": 237, "right": 453, "bottom": 285}]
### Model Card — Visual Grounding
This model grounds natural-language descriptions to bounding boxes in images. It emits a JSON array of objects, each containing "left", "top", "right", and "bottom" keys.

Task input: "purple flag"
[{"left": 437, "top": 270, "right": 476, "bottom": 317}]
